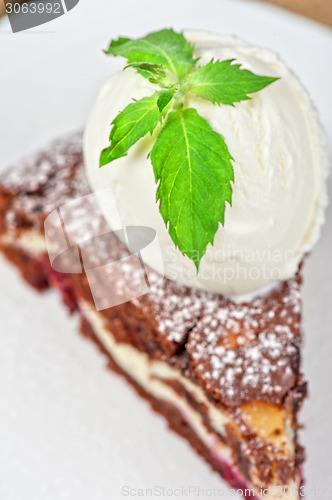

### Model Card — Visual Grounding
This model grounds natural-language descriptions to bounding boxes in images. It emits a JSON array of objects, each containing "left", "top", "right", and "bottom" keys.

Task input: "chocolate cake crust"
[{"left": 0, "top": 134, "right": 307, "bottom": 496}]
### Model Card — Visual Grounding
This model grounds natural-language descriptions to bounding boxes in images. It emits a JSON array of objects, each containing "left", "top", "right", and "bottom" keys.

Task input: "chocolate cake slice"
[{"left": 0, "top": 134, "right": 307, "bottom": 499}]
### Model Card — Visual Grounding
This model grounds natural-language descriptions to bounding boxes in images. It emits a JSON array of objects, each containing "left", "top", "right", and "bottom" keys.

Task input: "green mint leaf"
[
  {"left": 188, "top": 59, "right": 279, "bottom": 105},
  {"left": 157, "top": 89, "right": 175, "bottom": 113},
  {"left": 100, "top": 93, "right": 161, "bottom": 167},
  {"left": 150, "top": 108, "right": 234, "bottom": 270},
  {"left": 124, "top": 62, "right": 167, "bottom": 82},
  {"left": 105, "top": 29, "right": 197, "bottom": 81}
]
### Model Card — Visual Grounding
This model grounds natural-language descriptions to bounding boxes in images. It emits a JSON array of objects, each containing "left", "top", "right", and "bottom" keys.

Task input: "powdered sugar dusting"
[
  {"left": 1, "top": 134, "right": 89, "bottom": 230},
  {"left": 187, "top": 277, "right": 302, "bottom": 406},
  {"left": 81, "top": 242, "right": 205, "bottom": 349}
]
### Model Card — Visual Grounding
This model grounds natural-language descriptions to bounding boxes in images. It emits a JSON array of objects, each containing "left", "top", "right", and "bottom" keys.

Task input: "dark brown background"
[
  {"left": 0, "top": 0, "right": 332, "bottom": 26},
  {"left": 260, "top": 0, "right": 332, "bottom": 27}
]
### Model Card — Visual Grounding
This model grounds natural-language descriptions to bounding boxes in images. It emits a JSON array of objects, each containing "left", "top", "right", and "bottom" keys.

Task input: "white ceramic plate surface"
[{"left": 0, "top": 1, "right": 331, "bottom": 499}]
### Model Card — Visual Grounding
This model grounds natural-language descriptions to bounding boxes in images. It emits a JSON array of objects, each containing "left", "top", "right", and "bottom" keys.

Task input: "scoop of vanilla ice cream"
[{"left": 84, "top": 31, "right": 328, "bottom": 301}]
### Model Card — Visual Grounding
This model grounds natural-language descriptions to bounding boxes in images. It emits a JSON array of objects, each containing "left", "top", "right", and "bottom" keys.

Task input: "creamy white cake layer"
[{"left": 1, "top": 229, "right": 48, "bottom": 253}]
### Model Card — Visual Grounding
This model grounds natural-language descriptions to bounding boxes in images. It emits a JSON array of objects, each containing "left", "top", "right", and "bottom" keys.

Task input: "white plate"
[{"left": 0, "top": 1, "right": 331, "bottom": 499}]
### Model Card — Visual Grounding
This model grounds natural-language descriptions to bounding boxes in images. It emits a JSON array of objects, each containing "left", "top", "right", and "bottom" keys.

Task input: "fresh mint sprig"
[{"left": 100, "top": 29, "right": 279, "bottom": 270}]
